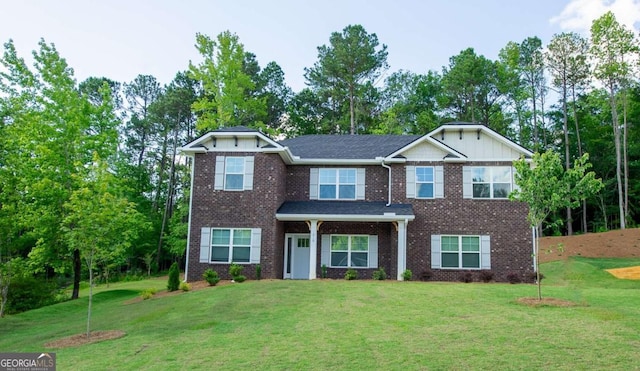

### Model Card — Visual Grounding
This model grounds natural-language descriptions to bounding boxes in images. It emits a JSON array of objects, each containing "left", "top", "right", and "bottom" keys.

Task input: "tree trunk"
[
  {"left": 349, "top": 85, "right": 355, "bottom": 135},
  {"left": 622, "top": 89, "right": 629, "bottom": 227},
  {"left": 562, "top": 78, "right": 572, "bottom": 235},
  {"left": 86, "top": 258, "right": 93, "bottom": 339},
  {"left": 158, "top": 128, "right": 179, "bottom": 266},
  {"left": 571, "top": 86, "right": 587, "bottom": 233},
  {"left": 71, "top": 248, "right": 81, "bottom": 299},
  {"left": 609, "top": 85, "right": 625, "bottom": 229}
]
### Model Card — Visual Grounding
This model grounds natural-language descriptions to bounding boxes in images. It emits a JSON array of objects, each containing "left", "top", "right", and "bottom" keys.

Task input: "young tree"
[
  {"left": 62, "top": 155, "right": 149, "bottom": 338},
  {"left": 305, "top": 24, "right": 388, "bottom": 134},
  {"left": 510, "top": 151, "right": 603, "bottom": 300}
]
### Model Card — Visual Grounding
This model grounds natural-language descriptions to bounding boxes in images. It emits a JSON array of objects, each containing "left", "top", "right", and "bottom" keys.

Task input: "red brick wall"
[{"left": 186, "top": 151, "right": 287, "bottom": 281}]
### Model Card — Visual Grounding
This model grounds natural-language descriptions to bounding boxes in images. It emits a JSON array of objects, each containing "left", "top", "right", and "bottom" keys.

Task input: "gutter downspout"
[
  {"left": 381, "top": 159, "right": 392, "bottom": 206},
  {"left": 183, "top": 155, "right": 196, "bottom": 282}
]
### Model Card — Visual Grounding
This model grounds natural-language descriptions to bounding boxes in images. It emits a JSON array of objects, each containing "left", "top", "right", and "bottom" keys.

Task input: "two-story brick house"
[{"left": 179, "top": 122, "right": 534, "bottom": 282}]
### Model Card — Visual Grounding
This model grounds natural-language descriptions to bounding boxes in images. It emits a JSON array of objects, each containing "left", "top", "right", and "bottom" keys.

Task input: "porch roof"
[{"left": 275, "top": 201, "right": 415, "bottom": 222}]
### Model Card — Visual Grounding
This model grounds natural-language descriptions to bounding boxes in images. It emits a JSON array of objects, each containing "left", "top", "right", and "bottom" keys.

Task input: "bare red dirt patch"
[
  {"left": 539, "top": 228, "right": 640, "bottom": 263},
  {"left": 44, "top": 330, "right": 126, "bottom": 348}
]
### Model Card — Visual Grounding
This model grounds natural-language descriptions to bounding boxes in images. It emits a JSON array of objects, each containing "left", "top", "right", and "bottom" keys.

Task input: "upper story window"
[
  {"left": 319, "top": 168, "right": 356, "bottom": 199},
  {"left": 463, "top": 166, "right": 513, "bottom": 199},
  {"left": 310, "top": 168, "right": 365, "bottom": 200},
  {"left": 214, "top": 156, "right": 254, "bottom": 191},
  {"left": 406, "top": 165, "right": 444, "bottom": 199}
]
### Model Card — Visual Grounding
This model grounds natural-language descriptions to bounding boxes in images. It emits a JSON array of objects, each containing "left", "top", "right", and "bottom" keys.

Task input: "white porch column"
[
  {"left": 309, "top": 219, "right": 318, "bottom": 279},
  {"left": 396, "top": 220, "right": 406, "bottom": 281}
]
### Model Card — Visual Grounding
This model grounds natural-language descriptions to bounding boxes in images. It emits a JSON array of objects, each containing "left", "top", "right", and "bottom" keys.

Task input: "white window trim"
[
  {"left": 431, "top": 234, "right": 491, "bottom": 270},
  {"left": 463, "top": 166, "right": 513, "bottom": 199},
  {"left": 440, "top": 235, "right": 481, "bottom": 270},
  {"left": 214, "top": 156, "right": 254, "bottom": 191},
  {"left": 319, "top": 168, "right": 356, "bottom": 200},
  {"left": 310, "top": 168, "right": 365, "bottom": 200},
  {"left": 224, "top": 157, "right": 245, "bottom": 191},
  {"left": 415, "top": 166, "right": 435, "bottom": 199},
  {"left": 199, "top": 227, "right": 261, "bottom": 264},
  {"left": 406, "top": 165, "right": 443, "bottom": 199},
  {"left": 329, "top": 234, "right": 369, "bottom": 268}
]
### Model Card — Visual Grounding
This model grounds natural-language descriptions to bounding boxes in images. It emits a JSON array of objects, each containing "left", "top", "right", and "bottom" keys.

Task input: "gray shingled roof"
[
  {"left": 277, "top": 201, "right": 414, "bottom": 216},
  {"left": 278, "top": 135, "right": 422, "bottom": 159}
]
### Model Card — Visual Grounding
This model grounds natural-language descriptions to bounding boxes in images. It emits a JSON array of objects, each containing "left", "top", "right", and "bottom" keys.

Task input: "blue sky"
[{"left": 2, "top": 0, "right": 639, "bottom": 92}]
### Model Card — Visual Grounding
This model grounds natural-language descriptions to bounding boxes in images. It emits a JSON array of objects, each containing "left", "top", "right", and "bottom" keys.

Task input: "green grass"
[{"left": 2, "top": 262, "right": 640, "bottom": 370}]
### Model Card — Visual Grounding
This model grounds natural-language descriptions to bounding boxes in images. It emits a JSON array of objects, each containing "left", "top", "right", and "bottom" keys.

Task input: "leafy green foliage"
[
  {"left": 167, "top": 262, "right": 180, "bottom": 292},
  {"left": 402, "top": 269, "right": 412, "bottom": 281},
  {"left": 344, "top": 268, "right": 357, "bottom": 280},
  {"left": 203, "top": 269, "right": 220, "bottom": 286},
  {"left": 5, "top": 275, "right": 59, "bottom": 314},
  {"left": 372, "top": 267, "right": 387, "bottom": 280},
  {"left": 179, "top": 282, "right": 191, "bottom": 291},
  {"left": 229, "top": 263, "right": 243, "bottom": 279}
]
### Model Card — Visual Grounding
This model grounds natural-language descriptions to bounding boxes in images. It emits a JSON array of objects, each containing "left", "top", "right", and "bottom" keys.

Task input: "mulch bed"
[
  {"left": 44, "top": 330, "right": 126, "bottom": 348},
  {"left": 516, "top": 297, "right": 580, "bottom": 307}
]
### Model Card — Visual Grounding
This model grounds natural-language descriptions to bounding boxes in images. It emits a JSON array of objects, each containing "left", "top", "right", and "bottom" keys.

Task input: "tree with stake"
[{"left": 510, "top": 151, "right": 602, "bottom": 300}]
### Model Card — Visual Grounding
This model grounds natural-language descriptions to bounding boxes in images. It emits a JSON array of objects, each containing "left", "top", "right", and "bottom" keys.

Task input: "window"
[
  {"left": 431, "top": 234, "right": 489, "bottom": 270},
  {"left": 199, "top": 227, "right": 261, "bottom": 264},
  {"left": 416, "top": 167, "right": 434, "bottom": 198},
  {"left": 330, "top": 235, "right": 369, "bottom": 268},
  {"left": 211, "top": 228, "right": 251, "bottom": 263},
  {"left": 469, "top": 166, "right": 512, "bottom": 199},
  {"left": 319, "top": 169, "right": 356, "bottom": 200},
  {"left": 441, "top": 236, "right": 480, "bottom": 269},
  {"left": 214, "top": 156, "right": 254, "bottom": 191}
]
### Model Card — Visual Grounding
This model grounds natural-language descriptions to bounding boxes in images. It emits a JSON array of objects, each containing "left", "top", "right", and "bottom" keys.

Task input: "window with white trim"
[
  {"left": 211, "top": 228, "right": 251, "bottom": 263},
  {"left": 330, "top": 235, "right": 369, "bottom": 267},
  {"left": 416, "top": 166, "right": 434, "bottom": 198},
  {"left": 319, "top": 168, "right": 356, "bottom": 200},
  {"left": 441, "top": 235, "right": 480, "bottom": 269},
  {"left": 224, "top": 157, "right": 245, "bottom": 190},
  {"left": 471, "top": 166, "right": 512, "bottom": 199},
  {"left": 214, "top": 156, "right": 254, "bottom": 191}
]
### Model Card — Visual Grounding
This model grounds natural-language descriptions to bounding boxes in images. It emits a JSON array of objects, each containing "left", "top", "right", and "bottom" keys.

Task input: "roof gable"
[{"left": 278, "top": 135, "right": 421, "bottom": 160}]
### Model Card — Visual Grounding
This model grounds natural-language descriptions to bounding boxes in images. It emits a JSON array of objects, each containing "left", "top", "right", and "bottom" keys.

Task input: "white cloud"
[{"left": 550, "top": 0, "right": 640, "bottom": 34}]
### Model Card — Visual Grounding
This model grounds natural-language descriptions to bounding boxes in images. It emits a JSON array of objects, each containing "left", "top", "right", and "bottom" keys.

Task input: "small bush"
[
  {"left": 402, "top": 269, "right": 412, "bottom": 281},
  {"left": 179, "top": 282, "right": 191, "bottom": 291},
  {"left": 203, "top": 269, "right": 220, "bottom": 286},
  {"left": 229, "top": 263, "right": 243, "bottom": 279},
  {"left": 344, "top": 268, "right": 357, "bottom": 280},
  {"left": 255, "top": 264, "right": 261, "bottom": 280},
  {"left": 6, "top": 276, "right": 58, "bottom": 314},
  {"left": 458, "top": 272, "right": 474, "bottom": 283},
  {"left": 321, "top": 264, "right": 328, "bottom": 278},
  {"left": 140, "top": 288, "right": 157, "bottom": 300},
  {"left": 528, "top": 271, "right": 544, "bottom": 283},
  {"left": 167, "top": 262, "right": 180, "bottom": 291},
  {"left": 233, "top": 275, "right": 246, "bottom": 283},
  {"left": 372, "top": 267, "right": 387, "bottom": 280},
  {"left": 420, "top": 270, "right": 433, "bottom": 281},
  {"left": 506, "top": 272, "right": 522, "bottom": 284},
  {"left": 478, "top": 270, "right": 494, "bottom": 283}
]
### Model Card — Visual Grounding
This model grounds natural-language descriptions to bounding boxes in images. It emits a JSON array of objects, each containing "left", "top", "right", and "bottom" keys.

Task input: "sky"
[{"left": 1, "top": 0, "right": 639, "bottom": 93}]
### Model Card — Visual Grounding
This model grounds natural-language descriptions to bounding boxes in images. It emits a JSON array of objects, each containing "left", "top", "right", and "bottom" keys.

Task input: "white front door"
[{"left": 284, "top": 234, "right": 311, "bottom": 279}]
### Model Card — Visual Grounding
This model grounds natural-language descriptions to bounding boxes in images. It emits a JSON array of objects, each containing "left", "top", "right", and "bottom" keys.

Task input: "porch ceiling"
[{"left": 275, "top": 201, "right": 415, "bottom": 222}]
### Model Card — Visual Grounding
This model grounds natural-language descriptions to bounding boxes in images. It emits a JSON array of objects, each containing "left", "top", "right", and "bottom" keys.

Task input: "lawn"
[{"left": 1, "top": 259, "right": 640, "bottom": 370}]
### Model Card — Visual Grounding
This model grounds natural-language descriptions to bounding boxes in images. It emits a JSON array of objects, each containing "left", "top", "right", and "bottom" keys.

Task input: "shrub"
[
  {"left": 233, "top": 275, "right": 246, "bottom": 283},
  {"left": 203, "top": 269, "right": 220, "bottom": 286},
  {"left": 167, "top": 262, "right": 180, "bottom": 291},
  {"left": 255, "top": 264, "right": 261, "bottom": 280},
  {"left": 321, "top": 264, "right": 328, "bottom": 278},
  {"left": 6, "top": 276, "right": 58, "bottom": 314},
  {"left": 344, "top": 268, "right": 357, "bottom": 280},
  {"left": 478, "top": 270, "right": 494, "bottom": 283},
  {"left": 229, "top": 263, "right": 243, "bottom": 279},
  {"left": 372, "top": 267, "right": 387, "bottom": 280},
  {"left": 140, "top": 288, "right": 157, "bottom": 300},
  {"left": 458, "top": 272, "right": 474, "bottom": 283},
  {"left": 179, "top": 282, "right": 191, "bottom": 291},
  {"left": 506, "top": 272, "right": 522, "bottom": 284},
  {"left": 420, "top": 270, "right": 433, "bottom": 281},
  {"left": 402, "top": 269, "right": 412, "bottom": 281},
  {"left": 528, "top": 272, "right": 544, "bottom": 283}
]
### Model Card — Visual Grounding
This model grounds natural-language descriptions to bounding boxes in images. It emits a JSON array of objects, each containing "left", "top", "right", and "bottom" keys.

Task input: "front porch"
[{"left": 276, "top": 201, "right": 415, "bottom": 280}]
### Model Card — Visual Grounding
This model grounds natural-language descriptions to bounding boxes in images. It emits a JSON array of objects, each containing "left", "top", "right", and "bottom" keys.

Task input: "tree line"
[{"left": 0, "top": 11, "right": 638, "bottom": 314}]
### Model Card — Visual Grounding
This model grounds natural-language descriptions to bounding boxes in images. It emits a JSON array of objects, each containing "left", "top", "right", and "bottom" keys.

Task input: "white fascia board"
[
  {"left": 177, "top": 146, "right": 206, "bottom": 155},
  {"left": 179, "top": 130, "right": 284, "bottom": 154},
  {"left": 275, "top": 213, "right": 416, "bottom": 222},
  {"left": 263, "top": 146, "right": 297, "bottom": 164},
  {"left": 292, "top": 159, "right": 385, "bottom": 165},
  {"left": 375, "top": 157, "right": 407, "bottom": 164}
]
